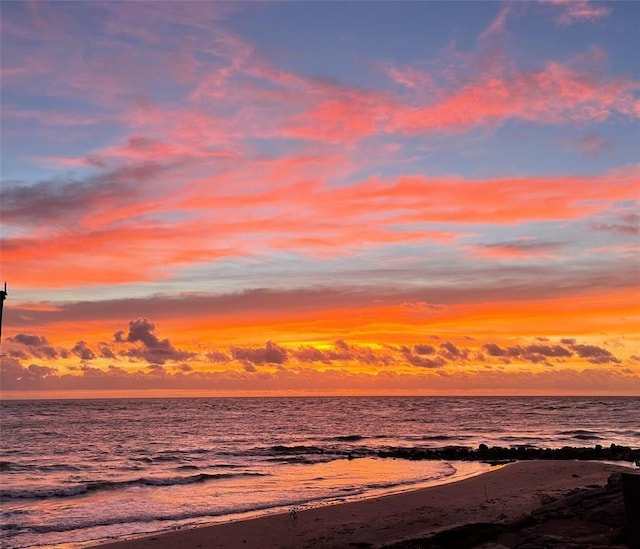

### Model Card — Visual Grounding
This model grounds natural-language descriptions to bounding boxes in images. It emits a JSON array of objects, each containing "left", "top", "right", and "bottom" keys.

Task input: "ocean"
[{"left": 1, "top": 396, "right": 638, "bottom": 549}]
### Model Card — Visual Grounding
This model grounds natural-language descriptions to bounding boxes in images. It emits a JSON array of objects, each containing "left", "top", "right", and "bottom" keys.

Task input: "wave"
[
  {"left": 0, "top": 471, "right": 267, "bottom": 500},
  {"left": 498, "top": 436, "right": 544, "bottom": 442},
  {"left": 0, "top": 461, "right": 19, "bottom": 472},
  {"left": 327, "top": 435, "right": 366, "bottom": 442},
  {"left": 231, "top": 445, "right": 338, "bottom": 457},
  {"left": 0, "top": 461, "right": 81, "bottom": 472},
  {"left": 266, "top": 455, "right": 339, "bottom": 465},
  {"left": 157, "top": 448, "right": 211, "bottom": 455},
  {"left": 558, "top": 429, "right": 602, "bottom": 440},
  {"left": 6, "top": 465, "right": 459, "bottom": 541},
  {"left": 321, "top": 434, "right": 390, "bottom": 443},
  {"left": 11, "top": 492, "right": 346, "bottom": 537},
  {"left": 235, "top": 443, "right": 381, "bottom": 459},
  {"left": 363, "top": 466, "right": 456, "bottom": 492},
  {"left": 612, "top": 430, "right": 640, "bottom": 438},
  {"left": 130, "top": 455, "right": 186, "bottom": 464},
  {"left": 270, "top": 445, "right": 328, "bottom": 454},
  {"left": 421, "top": 434, "right": 470, "bottom": 441},
  {"left": 129, "top": 449, "right": 212, "bottom": 463}
]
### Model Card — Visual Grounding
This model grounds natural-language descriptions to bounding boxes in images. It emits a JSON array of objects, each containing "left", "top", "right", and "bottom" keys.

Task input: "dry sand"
[{"left": 93, "top": 460, "right": 627, "bottom": 549}]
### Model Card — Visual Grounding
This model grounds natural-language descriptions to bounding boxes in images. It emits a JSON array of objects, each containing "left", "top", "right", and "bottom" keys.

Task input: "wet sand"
[{"left": 93, "top": 460, "right": 628, "bottom": 549}]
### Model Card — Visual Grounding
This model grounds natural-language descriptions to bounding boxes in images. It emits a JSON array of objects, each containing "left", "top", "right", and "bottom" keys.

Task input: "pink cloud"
[
  {"left": 7, "top": 4, "right": 637, "bottom": 153},
  {"left": 480, "top": 4, "right": 513, "bottom": 40},
  {"left": 285, "top": 96, "right": 388, "bottom": 143},
  {"left": 4, "top": 0, "right": 635, "bottom": 155},
  {"left": 386, "top": 60, "right": 638, "bottom": 135},
  {"left": 541, "top": 0, "right": 611, "bottom": 25},
  {"left": 266, "top": 44, "right": 637, "bottom": 143},
  {"left": 383, "top": 65, "right": 434, "bottom": 89}
]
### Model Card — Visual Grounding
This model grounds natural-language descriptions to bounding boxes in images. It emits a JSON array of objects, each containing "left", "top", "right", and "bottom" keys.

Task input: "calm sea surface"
[{"left": 1, "top": 396, "right": 638, "bottom": 548}]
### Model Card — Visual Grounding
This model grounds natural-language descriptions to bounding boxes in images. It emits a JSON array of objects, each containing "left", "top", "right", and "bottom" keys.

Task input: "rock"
[
  {"left": 539, "top": 493, "right": 555, "bottom": 505},
  {"left": 376, "top": 445, "right": 640, "bottom": 463}
]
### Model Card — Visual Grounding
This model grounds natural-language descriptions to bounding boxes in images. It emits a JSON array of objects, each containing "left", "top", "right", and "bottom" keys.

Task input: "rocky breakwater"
[{"left": 376, "top": 443, "right": 640, "bottom": 463}]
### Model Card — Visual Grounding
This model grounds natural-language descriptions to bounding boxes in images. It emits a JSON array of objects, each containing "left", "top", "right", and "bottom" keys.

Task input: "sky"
[{"left": 1, "top": 0, "right": 639, "bottom": 398}]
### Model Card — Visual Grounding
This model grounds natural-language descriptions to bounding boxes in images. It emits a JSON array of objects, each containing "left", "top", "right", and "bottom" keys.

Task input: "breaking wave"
[{"left": 1, "top": 471, "right": 267, "bottom": 500}]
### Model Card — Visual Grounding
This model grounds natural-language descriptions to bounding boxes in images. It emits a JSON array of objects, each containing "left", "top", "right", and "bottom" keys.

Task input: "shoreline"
[
  {"left": 92, "top": 460, "right": 630, "bottom": 549},
  {"left": 73, "top": 460, "right": 491, "bottom": 549}
]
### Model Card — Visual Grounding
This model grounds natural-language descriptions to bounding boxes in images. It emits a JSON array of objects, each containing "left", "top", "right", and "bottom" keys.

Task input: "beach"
[
  {"left": 94, "top": 460, "right": 630, "bottom": 549},
  {"left": 4, "top": 397, "right": 637, "bottom": 548}
]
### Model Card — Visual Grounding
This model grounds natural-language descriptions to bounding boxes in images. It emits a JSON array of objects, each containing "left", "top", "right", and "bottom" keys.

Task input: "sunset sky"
[{"left": 1, "top": 0, "right": 638, "bottom": 397}]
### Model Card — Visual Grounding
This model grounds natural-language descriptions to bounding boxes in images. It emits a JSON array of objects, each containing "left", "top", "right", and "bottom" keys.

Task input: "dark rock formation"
[{"left": 375, "top": 443, "right": 640, "bottom": 463}]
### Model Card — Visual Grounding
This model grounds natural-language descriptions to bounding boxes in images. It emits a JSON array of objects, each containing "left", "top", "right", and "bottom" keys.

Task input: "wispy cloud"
[
  {"left": 467, "top": 240, "right": 563, "bottom": 260},
  {"left": 541, "top": 0, "right": 611, "bottom": 25},
  {"left": 3, "top": 164, "right": 637, "bottom": 288},
  {"left": 592, "top": 213, "right": 639, "bottom": 236}
]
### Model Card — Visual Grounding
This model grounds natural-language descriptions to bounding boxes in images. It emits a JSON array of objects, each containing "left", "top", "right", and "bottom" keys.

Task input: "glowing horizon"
[{"left": 1, "top": 1, "right": 638, "bottom": 397}]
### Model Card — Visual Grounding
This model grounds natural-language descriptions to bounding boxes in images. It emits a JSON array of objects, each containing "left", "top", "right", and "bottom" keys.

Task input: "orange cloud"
[
  {"left": 5, "top": 284, "right": 637, "bottom": 350},
  {"left": 3, "top": 350, "right": 638, "bottom": 398},
  {"left": 4, "top": 160, "right": 636, "bottom": 288},
  {"left": 319, "top": 166, "right": 639, "bottom": 224}
]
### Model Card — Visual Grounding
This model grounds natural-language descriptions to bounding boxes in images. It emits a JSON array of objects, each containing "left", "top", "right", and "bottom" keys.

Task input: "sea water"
[{"left": 1, "top": 396, "right": 638, "bottom": 548}]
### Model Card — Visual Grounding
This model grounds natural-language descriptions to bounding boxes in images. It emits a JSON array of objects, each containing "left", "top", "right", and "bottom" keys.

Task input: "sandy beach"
[{"left": 93, "top": 460, "right": 630, "bottom": 549}]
